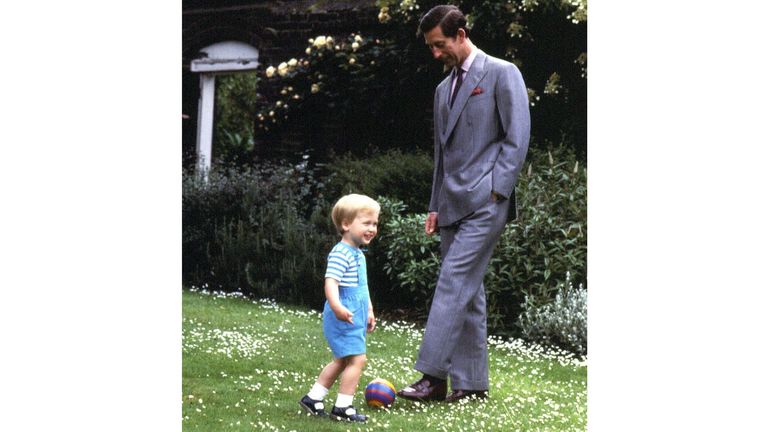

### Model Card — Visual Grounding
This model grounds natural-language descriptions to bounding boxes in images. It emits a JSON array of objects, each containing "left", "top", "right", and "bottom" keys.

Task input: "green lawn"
[{"left": 182, "top": 289, "right": 587, "bottom": 431}]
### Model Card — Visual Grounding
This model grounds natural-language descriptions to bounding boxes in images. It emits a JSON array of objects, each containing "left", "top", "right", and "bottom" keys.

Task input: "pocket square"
[{"left": 471, "top": 87, "right": 483, "bottom": 96}]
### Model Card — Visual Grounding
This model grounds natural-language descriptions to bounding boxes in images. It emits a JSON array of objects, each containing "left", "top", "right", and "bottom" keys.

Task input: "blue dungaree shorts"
[{"left": 322, "top": 245, "right": 370, "bottom": 358}]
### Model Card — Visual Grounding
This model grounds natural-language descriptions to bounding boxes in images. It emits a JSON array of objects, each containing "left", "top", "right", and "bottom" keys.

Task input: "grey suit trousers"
[{"left": 414, "top": 197, "right": 509, "bottom": 390}]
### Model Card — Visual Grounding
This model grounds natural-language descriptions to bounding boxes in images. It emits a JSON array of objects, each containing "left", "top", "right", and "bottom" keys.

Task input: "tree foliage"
[{"left": 248, "top": 0, "right": 587, "bottom": 158}]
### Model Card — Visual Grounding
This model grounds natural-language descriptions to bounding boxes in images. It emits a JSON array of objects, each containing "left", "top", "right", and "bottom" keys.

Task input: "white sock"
[
  {"left": 307, "top": 383, "right": 329, "bottom": 401},
  {"left": 335, "top": 393, "right": 354, "bottom": 408}
]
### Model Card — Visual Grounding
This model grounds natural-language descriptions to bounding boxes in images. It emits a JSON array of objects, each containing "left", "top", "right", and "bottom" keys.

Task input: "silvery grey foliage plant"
[{"left": 518, "top": 272, "right": 587, "bottom": 355}]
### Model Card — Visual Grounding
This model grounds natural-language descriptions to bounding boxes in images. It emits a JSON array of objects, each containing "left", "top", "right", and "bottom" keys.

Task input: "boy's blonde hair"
[{"left": 331, "top": 194, "right": 380, "bottom": 235}]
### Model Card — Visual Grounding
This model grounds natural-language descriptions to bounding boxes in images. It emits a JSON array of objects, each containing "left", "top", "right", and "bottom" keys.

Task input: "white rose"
[
  {"left": 305, "top": 47, "right": 311, "bottom": 55},
  {"left": 313, "top": 36, "right": 326, "bottom": 47},
  {"left": 352, "top": 42, "right": 359, "bottom": 51},
  {"left": 288, "top": 58, "right": 298, "bottom": 67},
  {"left": 378, "top": 7, "right": 391, "bottom": 23},
  {"left": 277, "top": 62, "right": 288, "bottom": 76},
  {"left": 355, "top": 34, "right": 363, "bottom": 43},
  {"left": 311, "top": 83, "right": 320, "bottom": 94},
  {"left": 265, "top": 66, "right": 276, "bottom": 78},
  {"left": 349, "top": 57, "right": 356, "bottom": 64}
]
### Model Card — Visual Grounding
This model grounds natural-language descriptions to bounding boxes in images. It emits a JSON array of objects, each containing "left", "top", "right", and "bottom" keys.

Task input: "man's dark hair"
[{"left": 417, "top": 5, "right": 468, "bottom": 38}]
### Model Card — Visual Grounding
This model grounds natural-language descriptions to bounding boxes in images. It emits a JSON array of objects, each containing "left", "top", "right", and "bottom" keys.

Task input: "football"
[{"left": 364, "top": 378, "right": 396, "bottom": 408}]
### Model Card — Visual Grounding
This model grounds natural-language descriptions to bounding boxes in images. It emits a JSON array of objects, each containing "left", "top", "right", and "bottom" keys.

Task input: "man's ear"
[{"left": 456, "top": 28, "right": 466, "bottom": 42}]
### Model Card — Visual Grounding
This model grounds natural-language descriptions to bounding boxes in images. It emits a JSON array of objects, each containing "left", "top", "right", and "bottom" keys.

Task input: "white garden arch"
[{"left": 190, "top": 41, "right": 260, "bottom": 178}]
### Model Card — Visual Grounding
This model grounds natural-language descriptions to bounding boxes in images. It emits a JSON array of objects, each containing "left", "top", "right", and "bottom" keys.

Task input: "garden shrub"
[
  {"left": 378, "top": 144, "right": 586, "bottom": 340},
  {"left": 182, "top": 157, "right": 334, "bottom": 307},
  {"left": 182, "top": 144, "right": 586, "bottom": 350},
  {"left": 242, "top": 197, "right": 334, "bottom": 307},
  {"left": 484, "top": 142, "right": 587, "bottom": 333},
  {"left": 373, "top": 196, "right": 439, "bottom": 316},
  {"left": 214, "top": 72, "right": 260, "bottom": 165},
  {"left": 323, "top": 150, "right": 433, "bottom": 213},
  {"left": 518, "top": 273, "right": 587, "bottom": 355}
]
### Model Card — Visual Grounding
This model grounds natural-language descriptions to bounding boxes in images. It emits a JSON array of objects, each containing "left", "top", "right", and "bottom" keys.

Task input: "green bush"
[
  {"left": 484, "top": 143, "right": 587, "bottom": 333},
  {"left": 214, "top": 72, "right": 260, "bottom": 165},
  {"left": 518, "top": 273, "right": 587, "bottom": 355},
  {"left": 323, "top": 149, "right": 433, "bottom": 213},
  {"left": 373, "top": 197, "right": 439, "bottom": 316},
  {"left": 182, "top": 158, "right": 335, "bottom": 308},
  {"left": 377, "top": 144, "right": 586, "bottom": 340},
  {"left": 182, "top": 145, "right": 586, "bottom": 350}
]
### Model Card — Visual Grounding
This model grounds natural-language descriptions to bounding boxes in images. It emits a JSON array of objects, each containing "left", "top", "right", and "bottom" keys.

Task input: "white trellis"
[{"left": 190, "top": 41, "right": 259, "bottom": 179}]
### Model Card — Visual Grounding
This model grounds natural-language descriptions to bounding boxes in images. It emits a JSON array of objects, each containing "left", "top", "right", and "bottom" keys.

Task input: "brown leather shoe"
[
  {"left": 445, "top": 389, "right": 488, "bottom": 403},
  {"left": 397, "top": 377, "right": 447, "bottom": 401}
]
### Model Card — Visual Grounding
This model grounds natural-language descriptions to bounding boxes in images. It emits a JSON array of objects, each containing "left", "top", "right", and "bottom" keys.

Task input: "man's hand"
[{"left": 425, "top": 212, "right": 438, "bottom": 235}]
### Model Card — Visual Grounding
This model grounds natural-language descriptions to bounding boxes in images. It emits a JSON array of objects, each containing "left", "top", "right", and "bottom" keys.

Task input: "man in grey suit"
[{"left": 397, "top": 4, "right": 530, "bottom": 403}]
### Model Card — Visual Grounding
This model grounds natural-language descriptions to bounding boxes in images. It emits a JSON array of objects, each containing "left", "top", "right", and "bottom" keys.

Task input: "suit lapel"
[
  {"left": 437, "top": 78, "right": 451, "bottom": 133},
  {"left": 441, "top": 51, "right": 488, "bottom": 146}
]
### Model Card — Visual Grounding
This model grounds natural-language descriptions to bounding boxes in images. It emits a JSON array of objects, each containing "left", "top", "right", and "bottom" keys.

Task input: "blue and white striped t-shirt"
[{"left": 325, "top": 242, "right": 361, "bottom": 287}]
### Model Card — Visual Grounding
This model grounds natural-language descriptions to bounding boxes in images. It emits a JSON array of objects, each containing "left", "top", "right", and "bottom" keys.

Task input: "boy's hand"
[
  {"left": 332, "top": 305, "right": 354, "bottom": 324},
  {"left": 367, "top": 309, "right": 376, "bottom": 333}
]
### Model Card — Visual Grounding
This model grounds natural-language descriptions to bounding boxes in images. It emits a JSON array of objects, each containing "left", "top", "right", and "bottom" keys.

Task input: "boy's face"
[{"left": 342, "top": 210, "right": 379, "bottom": 247}]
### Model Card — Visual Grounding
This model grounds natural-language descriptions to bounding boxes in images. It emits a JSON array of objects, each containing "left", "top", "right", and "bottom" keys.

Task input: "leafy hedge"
[
  {"left": 376, "top": 144, "right": 586, "bottom": 336},
  {"left": 182, "top": 159, "right": 335, "bottom": 308},
  {"left": 323, "top": 149, "right": 434, "bottom": 213},
  {"left": 182, "top": 145, "right": 586, "bottom": 346}
]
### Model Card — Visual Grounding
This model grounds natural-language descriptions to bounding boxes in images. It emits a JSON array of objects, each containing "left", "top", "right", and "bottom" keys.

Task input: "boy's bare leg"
[
  {"left": 317, "top": 357, "right": 347, "bottom": 389},
  {"left": 338, "top": 354, "right": 367, "bottom": 395}
]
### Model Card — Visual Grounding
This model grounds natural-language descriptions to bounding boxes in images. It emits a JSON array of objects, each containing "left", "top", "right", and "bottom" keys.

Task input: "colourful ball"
[{"left": 364, "top": 378, "right": 396, "bottom": 408}]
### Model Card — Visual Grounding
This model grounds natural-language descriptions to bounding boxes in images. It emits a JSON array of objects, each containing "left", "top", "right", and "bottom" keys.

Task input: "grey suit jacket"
[{"left": 428, "top": 50, "right": 530, "bottom": 226}]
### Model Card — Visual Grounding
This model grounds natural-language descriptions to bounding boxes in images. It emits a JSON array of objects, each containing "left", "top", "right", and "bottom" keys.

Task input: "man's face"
[{"left": 424, "top": 26, "right": 465, "bottom": 68}]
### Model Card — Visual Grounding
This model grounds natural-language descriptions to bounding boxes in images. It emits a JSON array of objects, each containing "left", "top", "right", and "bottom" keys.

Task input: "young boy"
[{"left": 299, "top": 194, "right": 379, "bottom": 423}]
